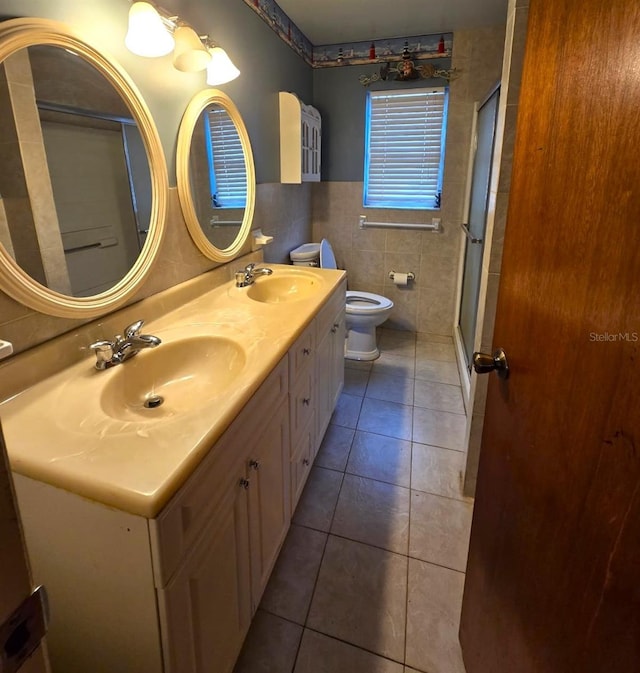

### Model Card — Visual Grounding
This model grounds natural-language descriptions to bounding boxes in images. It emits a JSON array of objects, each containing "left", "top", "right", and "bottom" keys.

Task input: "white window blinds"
[
  {"left": 206, "top": 107, "right": 247, "bottom": 208},
  {"left": 364, "top": 87, "right": 448, "bottom": 209}
]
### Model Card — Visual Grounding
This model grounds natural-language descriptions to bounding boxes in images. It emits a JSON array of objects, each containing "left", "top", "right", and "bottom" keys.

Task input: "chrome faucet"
[
  {"left": 235, "top": 263, "right": 273, "bottom": 287},
  {"left": 89, "top": 320, "right": 161, "bottom": 370}
]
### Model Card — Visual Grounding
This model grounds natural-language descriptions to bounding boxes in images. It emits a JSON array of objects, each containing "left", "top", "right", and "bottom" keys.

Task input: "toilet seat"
[
  {"left": 346, "top": 291, "right": 394, "bottom": 315},
  {"left": 302, "top": 238, "right": 393, "bottom": 361}
]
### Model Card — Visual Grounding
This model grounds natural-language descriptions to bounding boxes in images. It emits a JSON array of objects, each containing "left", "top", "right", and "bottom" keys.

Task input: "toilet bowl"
[{"left": 289, "top": 240, "right": 394, "bottom": 360}]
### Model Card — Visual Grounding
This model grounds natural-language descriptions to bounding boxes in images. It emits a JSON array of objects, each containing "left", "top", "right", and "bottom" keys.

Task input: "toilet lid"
[
  {"left": 345, "top": 291, "right": 394, "bottom": 315},
  {"left": 319, "top": 239, "right": 337, "bottom": 269}
]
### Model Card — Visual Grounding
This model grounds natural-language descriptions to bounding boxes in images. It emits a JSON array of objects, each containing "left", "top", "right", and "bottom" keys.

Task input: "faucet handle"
[
  {"left": 124, "top": 319, "right": 144, "bottom": 338},
  {"left": 244, "top": 263, "right": 255, "bottom": 273},
  {"left": 89, "top": 340, "right": 115, "bottom": 369}
]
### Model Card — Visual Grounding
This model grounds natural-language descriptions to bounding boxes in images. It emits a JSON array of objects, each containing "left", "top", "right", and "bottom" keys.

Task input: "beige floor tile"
[
  {"left": 307, "top": 536, "right": 408, "bottom": 662},
  {"left": 332, "top": 474, "right": 410, "bottom": 554},
  {"left": 294, "top": 629, "right": 404, "bottom": 673},
  {"left": 346, "top": 359, "right": 373, "bottom": 371},
  {"left": 293, "top": 467, "right": 343, "bottom": 532},
  {"left": 379, "top": 330, "right": 417, "bottom": 359},
  {"left": 406, "top": 559, "right": 466, "bottom": 673},
  {"left": 372, "top": 352, "right": 416, "bottom": 379},
  {"left": 413, "top": 407, "right": 466, "bottom": 451},
  {"left": 366, "top": 372, "right": 415, "bottom": 405},
  {"left": 414, "top": 380, "right": 465, "bottom": 415},
  {"left": 358, "top": 398, "right": 413, "bottom": 441},
  {"left": 346, "top": 431, "right": 412, "bottom": 488},
  {"left": 316, "top": 425, "right": 355, "bottom": 471},
  {"left": 416, "top": 332, "right": 453, "bottom": 345},
  {"left": 233, "top": 610, "right": 303, "bottom": 673},
  {"left": 331, "top": 392, "right": 364, "bottom": 429},
  {"left": 415, "top": 341, "right": 456, "bottom": 362},
  {"left": 411, "top": 443, "right": 469, "bottom": 501},
  {"left": 409, "top": 491, "right": 473, "bottom": 572},
  {"left": 414, "top": 358, "right": 460, "bottom": 385},
  {"left": 344, "top": 368, "right": 370, "bottom": 396},
  {"left": 260, "top": 524, "right": 328, "bottom": 624}
]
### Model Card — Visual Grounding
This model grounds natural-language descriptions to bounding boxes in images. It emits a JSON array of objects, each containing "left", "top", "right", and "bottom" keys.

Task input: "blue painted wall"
[
  {"left": 313, "top": 63, "right": 449, "bottom": 182},
  {"left": 0, "top": 0, "right": 312, "bottom": 183}
]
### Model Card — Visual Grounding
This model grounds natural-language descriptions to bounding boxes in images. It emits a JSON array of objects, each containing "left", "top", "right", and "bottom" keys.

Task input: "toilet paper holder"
[{"left": 388, "top": 271, "right": 415, "bottom": 282}]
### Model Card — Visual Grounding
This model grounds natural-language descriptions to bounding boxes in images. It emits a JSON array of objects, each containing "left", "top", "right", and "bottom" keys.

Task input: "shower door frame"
[{"left": 453, "top": 81, "right": 503, "bottom": 408}]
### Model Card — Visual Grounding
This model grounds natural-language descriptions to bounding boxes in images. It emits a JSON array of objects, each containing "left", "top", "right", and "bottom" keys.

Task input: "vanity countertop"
[{"left": 0, "top": 264, "right": 346, "bottom": 518}]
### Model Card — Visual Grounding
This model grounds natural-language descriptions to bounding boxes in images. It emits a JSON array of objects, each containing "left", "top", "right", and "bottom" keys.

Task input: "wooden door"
[
  {"left": 460, "top": 1, "right": 640, "bottom": 672},
  {"left": 0, "top": 425, "right": 49, "bottom": 673}
]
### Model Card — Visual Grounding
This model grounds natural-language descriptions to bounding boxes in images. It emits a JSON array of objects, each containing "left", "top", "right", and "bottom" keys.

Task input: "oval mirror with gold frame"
[
  {"left": 177, "top": 89, "right": 255, "bottom": 262},
  {"left": 0, "top": 18, "right": 168, "bottom": 319}
]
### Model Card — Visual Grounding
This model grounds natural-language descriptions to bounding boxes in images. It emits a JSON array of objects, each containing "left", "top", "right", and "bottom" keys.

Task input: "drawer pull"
[
  {"left": 303, "top": 458, "right": 310, "bottom": 466},
  {"left": 239, "top": 478, "right": 250, "bottom": 490},
  {"left": 249, "top": 460, "right": 260, "bottom": 471},
  {"left": 302, "top": 397, "right": 311, "bottom": 406},
  {"left": 303, "top": 348, "right": 311, "bottom": 355}
]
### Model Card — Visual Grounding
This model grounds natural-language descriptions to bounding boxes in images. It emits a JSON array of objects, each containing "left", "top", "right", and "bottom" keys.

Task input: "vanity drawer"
[
  {"left": 288, "top": 320, "right": 315, "bottom": 387},
  {"left": 150, "top": 356, "right": 288, "bottom": 588},
  {"left": 315, "top": 279, "right": 346, "bottom": 342}
]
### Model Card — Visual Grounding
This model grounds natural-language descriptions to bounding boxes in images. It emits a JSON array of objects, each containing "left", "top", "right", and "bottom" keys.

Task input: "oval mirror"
[
  {"left": 0, "top": 18, "right": 167, "bottom": 318},
  {"left": 177, "top": 89, "right": 255, "bottom": 261}
]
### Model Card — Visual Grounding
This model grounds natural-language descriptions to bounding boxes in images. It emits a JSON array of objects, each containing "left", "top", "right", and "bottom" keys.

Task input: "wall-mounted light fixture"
[{"left": 124, "top": 1, "right": 240, "bottom": 84}]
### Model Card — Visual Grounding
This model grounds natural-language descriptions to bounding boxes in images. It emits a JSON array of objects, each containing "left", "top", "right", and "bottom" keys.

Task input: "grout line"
[{"left": 302, "top": 625, "right": 408, "bottom": 667}]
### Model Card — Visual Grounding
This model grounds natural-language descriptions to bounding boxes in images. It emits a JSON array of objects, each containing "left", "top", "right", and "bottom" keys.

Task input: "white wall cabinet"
[
  {"left": 279, "top": 91, "right": 321, "bottom": 183},
  {"left": 15, "top": 280, "right": 346, "bottom": 673}
]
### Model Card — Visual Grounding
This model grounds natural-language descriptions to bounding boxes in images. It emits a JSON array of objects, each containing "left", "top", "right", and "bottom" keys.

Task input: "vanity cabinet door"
[
  {"left": 329, "top": 308, "right": 346, "bottom": 413},
  {"left": 157, "top": 477, "right": 251, "bottom": 673},
  {"left": 315, "top": 304, "right": 346, "bottom": 451},
  {"left": 290, "top": 416, "right": 314, "bottom": 514},
  {"left": 246, "top": 400, "right": 291, "bottom": 610}
]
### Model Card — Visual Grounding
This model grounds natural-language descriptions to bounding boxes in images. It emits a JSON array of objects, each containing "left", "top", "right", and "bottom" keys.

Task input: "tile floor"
[{"left": 234, "top": 329, "right": 473, "bottom": 673}]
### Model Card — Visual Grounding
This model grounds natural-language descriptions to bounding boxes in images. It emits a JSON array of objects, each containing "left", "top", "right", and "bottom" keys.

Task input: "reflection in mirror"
[
  {"left": 177, "top": 89, "right": 255, "bottom": 262},
  {"left": 0, "top": 44, "right": 152, "bottom": 298},
  {"left": 189, "top": 104, "right": 247, "bottom": 250}
]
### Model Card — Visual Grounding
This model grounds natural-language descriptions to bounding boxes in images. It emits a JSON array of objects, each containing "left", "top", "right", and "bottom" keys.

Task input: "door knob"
[{"left": 472, "top": 348, "right": 510, "bottom": 379}]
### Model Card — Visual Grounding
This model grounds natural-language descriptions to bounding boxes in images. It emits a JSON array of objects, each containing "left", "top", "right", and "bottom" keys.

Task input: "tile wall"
[
  {"left": 0, "top": 183, "right": 311, "bottom": 356},
  {"left": 311, "top": 26, "right": 506, "bottom": 336}
]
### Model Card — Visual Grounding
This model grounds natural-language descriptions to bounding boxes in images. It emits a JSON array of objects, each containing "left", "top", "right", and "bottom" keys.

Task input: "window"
[
  {"left": 364, "top": 87, "right": 448, "bottom": 210},
  {"left": 205, "top": 108, "right": 247, "bottom": 208}
]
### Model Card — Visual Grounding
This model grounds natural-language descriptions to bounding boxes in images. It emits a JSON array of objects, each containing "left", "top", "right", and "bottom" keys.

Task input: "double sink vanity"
[
  {"left": 0, "top": 15, "right": 344, "bottom": 673},
  {"left": 1, "top": 264, "right": 346, "bottom": 673}
]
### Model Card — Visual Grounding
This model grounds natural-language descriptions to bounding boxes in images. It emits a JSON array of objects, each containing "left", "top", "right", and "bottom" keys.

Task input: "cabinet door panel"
[
  {"left": 158, "top": 481, "right": 251, "bottom": 673},
  {"left": 330, "top": 308, "right": 346, "bottom": 412},
  {"left": 247, "top": 403, "right": 291, "bottom": 608},
  {"left": 290, "top": 418, "right": 314, "bottom": 514},
  {"left": 315, "top": 330, "right": 333, "bottom": 447}
]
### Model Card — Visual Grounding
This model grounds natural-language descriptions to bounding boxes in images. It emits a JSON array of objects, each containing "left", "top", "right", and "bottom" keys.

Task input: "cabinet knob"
[
  {"left": 303, "top": 458, "right": 310, "bottom": 466},
  {"left": 239, "top": 478, "right": 250, "bottom": 490},
  {"left": 303, "top": 348, "right": 311, "bottom": 355},
  {"left": 249, "top": 460, "right": 260, "bottom": 470},
  {"left": 302, "top": 397, "right": 311, "bottom": 406}
]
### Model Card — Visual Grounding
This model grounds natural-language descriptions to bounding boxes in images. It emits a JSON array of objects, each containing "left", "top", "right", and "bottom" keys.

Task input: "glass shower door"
[{"left": 458, "top": 86, "right": 500, "bottom": 369}]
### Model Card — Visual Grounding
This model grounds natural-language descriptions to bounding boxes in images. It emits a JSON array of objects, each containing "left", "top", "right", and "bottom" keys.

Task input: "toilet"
[{"left": 290, "top": 240, "right": 394, "bottom": 360}]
